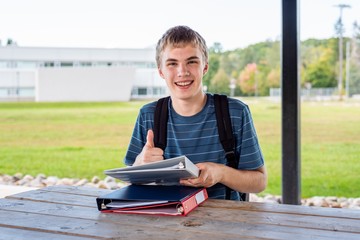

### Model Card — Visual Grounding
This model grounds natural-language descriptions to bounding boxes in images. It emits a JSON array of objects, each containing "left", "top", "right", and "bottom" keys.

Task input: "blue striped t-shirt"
[{"left": 124, "top": 93, "right": 264, "bottom": 200}]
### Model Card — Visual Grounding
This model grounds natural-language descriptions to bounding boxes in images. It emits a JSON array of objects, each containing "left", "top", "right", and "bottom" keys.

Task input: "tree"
[
  {"left": 209, "top": 42, "right": 223, "bottom": 54},
  {"left": 348, "top": 21, "right": 360, "bottom": 96},
  {"left": 301, "top": 39, "right": 338, "bottom": 88},
  {"left": 211, "top": 37, "right": 349, "bottom": 96},
  {"left": 203, "top": 53, "right": 220, "bottom": 91},
  {"left": 302, "top": 48, "right": 337, "bottom": 87},
  {"left": 209, "top": 68, "right": 230, "bottom": 94},
  {"left": 238, "top": 63, "right": 258, "bottom": 95},
  {"left": 203, "top": 43, "right": 222, "bottom": 92},
  {"left": 220, "top": 40, "right": 280, "bottom": 96},
  {"left": 221, "top": 51, "right": 241, "bottom": 77},
  {"left": 267, "top": 66, "right": 281, "bottom": 88}
]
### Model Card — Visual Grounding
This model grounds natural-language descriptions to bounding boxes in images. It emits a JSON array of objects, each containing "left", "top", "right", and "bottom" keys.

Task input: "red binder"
[{"left": 96, "top": 185, "right": 208, "bottom": 216}]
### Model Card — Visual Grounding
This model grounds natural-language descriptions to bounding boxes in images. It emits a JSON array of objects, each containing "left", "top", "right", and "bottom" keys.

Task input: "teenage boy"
[{"left": 124, "top": 25, "right": 267, "bottom": 200}]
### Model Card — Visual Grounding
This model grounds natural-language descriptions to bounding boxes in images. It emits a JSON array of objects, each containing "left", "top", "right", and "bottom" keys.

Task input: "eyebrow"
[{"left": 165, "top": 56, "right": 200, "bottom": 63}]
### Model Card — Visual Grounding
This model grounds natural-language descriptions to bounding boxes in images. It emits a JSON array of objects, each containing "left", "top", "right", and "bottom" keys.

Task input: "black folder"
[{"left": 96, "top": 185, "right": 208, "bottom": 216}]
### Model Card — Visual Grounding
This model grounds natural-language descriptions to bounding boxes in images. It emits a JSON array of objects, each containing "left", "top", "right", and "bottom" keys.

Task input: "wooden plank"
[
  {"left": 0, "top": 208, "right": 262, "bottom": 240},
  {"left": 6, "top": 189, "right": 98, "bottom": 208},
  {"left": 0, "top": 209, "right": 183, "bottom": 240},
  {"left": 0, "top": 198, "right": 97, "bottom": 219},
  {"left": 203, "top": 199, "right": 360, "bottom": 220},
  {"left": 1, "top": 199, "right": 359, "bottom": 240},
  {"left": 40, "top": 185, "right": 112, "bottom": 197},
  {"left": 197, "top": 205, "right": 360, "bottom": 234},
  {"left": 5, "top": 186, "right": 112, "bottom": 208},
  {"left": 0, "top": 226, "right": 94, "bottom": 240}
]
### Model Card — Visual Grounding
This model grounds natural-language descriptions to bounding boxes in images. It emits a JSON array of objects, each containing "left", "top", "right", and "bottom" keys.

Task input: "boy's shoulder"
[
  {"left": 208, "top": 93, "right": 248, "bottom": 111},
  {"left": 139, "top": 100, "right": 157, "bottom": 115},
  {"left": 227, "top": 96, "right": 248, "bottom": 107}
]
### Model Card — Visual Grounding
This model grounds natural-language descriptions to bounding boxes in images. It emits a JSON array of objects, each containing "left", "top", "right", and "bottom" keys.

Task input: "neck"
[{"left": 171, "top": 92, "right": 207, "bottom": 116}]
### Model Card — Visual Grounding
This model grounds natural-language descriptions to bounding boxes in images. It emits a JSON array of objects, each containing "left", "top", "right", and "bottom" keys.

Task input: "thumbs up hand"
[
  {"left": 133, "top": 129, "right": 164, "bottom": 166},
  {"left": 145, "top": 128, "right": 155, "bottom": 148}
]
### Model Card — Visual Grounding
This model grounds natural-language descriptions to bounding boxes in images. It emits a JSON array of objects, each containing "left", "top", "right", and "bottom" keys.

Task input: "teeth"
[{"left": 176, "top": 81, "right": 192, "bottom": 86}]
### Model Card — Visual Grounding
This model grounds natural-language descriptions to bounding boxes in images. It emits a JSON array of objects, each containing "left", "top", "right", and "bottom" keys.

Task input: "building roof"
[{"left": 0, "top": 46, "right": 156, "bottom": 62}]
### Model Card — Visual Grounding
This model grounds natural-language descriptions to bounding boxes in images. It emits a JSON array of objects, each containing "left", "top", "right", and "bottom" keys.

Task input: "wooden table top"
[{"left": 0, "top": 185, "right": 359, "bottom": 240}]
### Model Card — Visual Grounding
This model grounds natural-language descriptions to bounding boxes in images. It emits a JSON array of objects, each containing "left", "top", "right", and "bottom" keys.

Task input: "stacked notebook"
[
  {"left": 96, "top": 155, "right": 208, "bottom": 216},
  {"left": 104, "top": 155, "right": 199, "bottom": 184}
]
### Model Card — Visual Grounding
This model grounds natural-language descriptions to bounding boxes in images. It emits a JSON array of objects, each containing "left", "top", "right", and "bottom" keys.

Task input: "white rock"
[
  {"left": 104, "top": 176, "right": 116, "bottom": 183},
  {"left": 44, "top": 176, "right": 59, "bottom": 186},
  {"left": 22, "top": 175, "right": 34, "bottom": 181},
  {"left": 96, "top": 181, "right": 107, "bottom": 189},
  {"left": 105, "top": 181, "right": 118, "bottom": 190},
  {"left": 353, "top": 198, "right": 360, "bottom": 207},
  {"left": 91, "top": 176, "right": 100, "bottom": 184},
  {"left": 75, "top": 179, "right": 88, "bottom": 186},
  {"left": 58, "top": 178, "right": 73, "bottom": 185},
  {"left": 30, "top": 179, "right": 46, "bottom": 188},
  {"left": 35, "top": 173, "right": 46, "bottom": 180}
]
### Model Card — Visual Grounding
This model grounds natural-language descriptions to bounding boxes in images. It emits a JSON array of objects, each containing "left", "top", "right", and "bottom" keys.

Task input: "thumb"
[{"left": 145, "top": 129, "right": 155, "bottom": 148}]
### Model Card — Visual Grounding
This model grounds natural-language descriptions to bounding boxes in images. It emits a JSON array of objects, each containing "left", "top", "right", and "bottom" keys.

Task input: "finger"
[
  {"left": 180, "top": 179, "right": 195, "bottom": 187},
  {"left": 145, "top": 129, "right": 155, "bottom": 148},
  {"left": 146, "top": 152, "right": 164, "bottom": 161},
  {"left": 151, "top": 147, "right": 164, "bottom": 156}
]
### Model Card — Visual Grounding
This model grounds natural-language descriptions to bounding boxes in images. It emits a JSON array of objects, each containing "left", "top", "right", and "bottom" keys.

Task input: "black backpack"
[{"left": 153, "top": 94, "right": 249, "bottom": 201}]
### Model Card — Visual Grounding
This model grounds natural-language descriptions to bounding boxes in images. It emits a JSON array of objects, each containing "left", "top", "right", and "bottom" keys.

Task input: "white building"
[{"left": 0, "top": 45, "right": 167, "bottom": 102}]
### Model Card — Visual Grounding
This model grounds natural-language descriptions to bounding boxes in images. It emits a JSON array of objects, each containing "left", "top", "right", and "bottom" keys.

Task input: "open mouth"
[{"left": 175, "top": 81, "right": 193, "bottom": 87}]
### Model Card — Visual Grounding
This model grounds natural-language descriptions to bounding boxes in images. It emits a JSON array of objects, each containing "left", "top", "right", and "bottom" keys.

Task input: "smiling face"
[{"left": 158, "top": 44, "right": 208, "bottom": 102}]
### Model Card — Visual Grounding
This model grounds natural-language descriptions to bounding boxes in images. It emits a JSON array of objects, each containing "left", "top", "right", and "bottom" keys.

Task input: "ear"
[
  {"left": 203, "top": 63, "right": 209, "bottom": 75},
  {"left": 158, "top": 68, "right": 165, "bottom": 79}
]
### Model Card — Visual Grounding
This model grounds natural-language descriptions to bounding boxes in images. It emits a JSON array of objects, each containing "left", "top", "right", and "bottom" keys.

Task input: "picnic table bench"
[{"left": 0, "top": 185, "right": 359, "bottom": 239}]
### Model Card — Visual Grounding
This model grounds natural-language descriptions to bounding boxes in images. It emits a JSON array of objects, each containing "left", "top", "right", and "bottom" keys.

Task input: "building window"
[
  {"left": 152, "top": 87, "right": 166, "bottom": 96},
  {"left": 80, "top": 62, "right": 92, "bottom": 67},
  {"left": 138, "top": 88, "right": 147, "bottom": 95},
  {"left": 44, "top": 62, "right": 54, "bottom": 67},
  {"left": 60, "top": 62, "right": 73, "bottom": 67},
  {"left": 0, "top": 61, "right": 7, "bottom": 68}
]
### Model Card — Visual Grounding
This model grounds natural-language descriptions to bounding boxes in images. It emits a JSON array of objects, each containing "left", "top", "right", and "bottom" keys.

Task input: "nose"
[{"left": 177, "top": 65, "right": 190, "bottom": 77}]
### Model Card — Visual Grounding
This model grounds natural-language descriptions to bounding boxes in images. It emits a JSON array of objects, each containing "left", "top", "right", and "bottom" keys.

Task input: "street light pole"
[{"left": 334, "top": 4, "right": 351, "bottom": 100}]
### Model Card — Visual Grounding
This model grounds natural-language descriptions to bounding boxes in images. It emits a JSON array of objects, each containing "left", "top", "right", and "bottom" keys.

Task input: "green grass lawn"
[{"left": 0, "top": 99, "right": 359, "bottom": 198}]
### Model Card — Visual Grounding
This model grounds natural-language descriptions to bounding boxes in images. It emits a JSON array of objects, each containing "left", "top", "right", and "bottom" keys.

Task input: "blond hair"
[{"left": 155, "top": 26, "right": 208, "bottom": 67}]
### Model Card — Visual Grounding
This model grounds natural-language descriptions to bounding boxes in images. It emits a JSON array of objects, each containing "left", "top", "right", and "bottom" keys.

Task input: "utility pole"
[
  {"left": 334, "top": 4, "right": 351, "bottom": 100},
  {"left": 345, "top": 41, "right": 351, "bottom": 98}
]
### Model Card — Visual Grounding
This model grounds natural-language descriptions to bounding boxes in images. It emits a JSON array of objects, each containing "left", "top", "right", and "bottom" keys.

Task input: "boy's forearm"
[{"left": 220, "top": 165, "right": 267, "bottom": 194}]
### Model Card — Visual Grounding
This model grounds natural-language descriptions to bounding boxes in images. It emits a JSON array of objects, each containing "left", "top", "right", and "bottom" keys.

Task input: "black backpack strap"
[
  {"left": 214, "top": 94, "right": 247, "bottom": 201},
  {"left": 214, "top": 94, "right": 237, "bottom": 168},
  {"left": 153, "top": 96, "right": 170, "bottom": 151}
]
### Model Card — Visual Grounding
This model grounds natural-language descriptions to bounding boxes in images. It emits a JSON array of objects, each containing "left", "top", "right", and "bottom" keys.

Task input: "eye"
[
  {"left": 188, "top": 60, "right": 198, "bottom": 65},
  {"left": 167, "top": 62, "right": 177, "bottom": 66}
]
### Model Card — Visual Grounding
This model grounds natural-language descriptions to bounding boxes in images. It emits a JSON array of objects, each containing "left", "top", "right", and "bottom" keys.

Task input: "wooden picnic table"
[{"left": 0, "top": 185, "right": 359, "bottom": 240}]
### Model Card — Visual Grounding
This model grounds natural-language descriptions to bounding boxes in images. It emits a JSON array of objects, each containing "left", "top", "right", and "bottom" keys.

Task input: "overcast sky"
[{"left": 0, "top": 0, "right": 358, "bottom": 51}]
